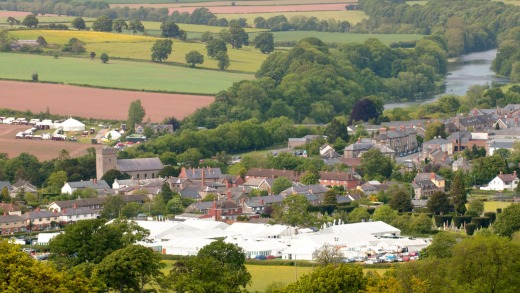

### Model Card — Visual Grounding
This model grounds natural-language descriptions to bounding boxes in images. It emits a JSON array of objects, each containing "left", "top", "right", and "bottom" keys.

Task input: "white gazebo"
[
  {"left": 104, "top": 130, "right": 122, "bottom": 140},
  {"left": 57, "top": 117, "right": 85, "bottom": 132}
]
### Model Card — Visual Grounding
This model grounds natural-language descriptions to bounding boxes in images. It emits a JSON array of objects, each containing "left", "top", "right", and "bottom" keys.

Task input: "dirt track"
[
  {"left": 0, "top": 80, "right": 214, "bottom": 122},
  {"left": 0, "top": 125, "right": 100, "bottom": 161}
]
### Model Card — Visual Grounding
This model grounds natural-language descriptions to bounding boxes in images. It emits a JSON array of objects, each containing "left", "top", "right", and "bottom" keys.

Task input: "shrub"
[
  {"left": 441, "top": 215, "right": 453, "bottom": 227},
  {"left": 484, "top": 212, "right": 496, "bottom": 223},
  {"left": 434, "top": 215, "right": 443, "bottom": 227},
  {"left": 465, "top": 223, "right": 476, "bottom": 235},
  {"left": 471, "top": 217, "right": 490, "bottom": 229},
  {"left": 497, "top": 208, "right": 502, "bottom": 214},
  {"left": 453, "top": 216, "right": 464, "bottom": 229},
  {"left": 100, "top": 53, "right": 109, "bottom": 63},
  {"left": 31, "top": 72, "right": 38, "bottom": 81}
]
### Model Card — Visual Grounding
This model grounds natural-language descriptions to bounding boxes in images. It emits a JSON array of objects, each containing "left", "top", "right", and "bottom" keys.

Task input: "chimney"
[
  {"left": 226, "top": 179, "right": 230, "bottom": 189},
  {"left": 227, "top": 191, "right": 231, "bottom": 201},
  {"left": 3, "top": 211, "right": 6, "bottom": 216},
  {"left": 389, "top": 126, "right": 396, "bottom": 131},
  {"left": 500, "top": 171, "right": 503, "bottom": 176},
  {"left": 430, "top": 173, "right": 435, "bottom": 180},
  {"left": 260, "top": 199, "right": 264, "bottom": 205},
  {"left": 201, "top": 170, "right": 206, "bottom": 186},
  {"left": 514, "top": 170, "right": 517, "bottom": 177},
  {"left": 515, "top": 117, "right": 519, "bottom": 127},
  {"left": 36, "top": 207, "right": 40, "bottom": 212},
  {"left": 73, "top": 203, "right": 77, "bottom": 209},
  {"left": 93, "top": 178, "right": 97, "bottom": 185},
  {"left": 379, "top": 127, "right": 386, "bottom": 134},
  {"left": 400, "top": 125, "right": 405, "bottom": 131}
]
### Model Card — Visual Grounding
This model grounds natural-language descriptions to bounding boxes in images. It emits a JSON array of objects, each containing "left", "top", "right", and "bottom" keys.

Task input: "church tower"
[{"left": 96, "top": 147, "right": 118, "bottom": 179}]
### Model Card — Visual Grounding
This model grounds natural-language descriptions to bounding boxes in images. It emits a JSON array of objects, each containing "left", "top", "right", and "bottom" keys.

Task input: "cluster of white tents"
[{"left": 131, "top": 220, "right": 431, "bottom": 261}]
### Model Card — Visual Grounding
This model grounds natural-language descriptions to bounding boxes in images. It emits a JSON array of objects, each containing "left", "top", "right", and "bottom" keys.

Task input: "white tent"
[
  {"left": 104, "top": 130, "right": 121, "bottom": 140},
  {"left": 37, "top": 232, "right": 62, "bottom": 245},
  {"left": 57, "top": 118, "right": 85, "bottom": 131}
]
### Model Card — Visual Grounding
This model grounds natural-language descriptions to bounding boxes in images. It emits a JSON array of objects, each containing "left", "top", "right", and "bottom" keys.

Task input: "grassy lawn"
[
  {"left": 218, "top": 10, "right": 368, "bottom": 25},
  {"left": 161, "top": 260, "right": 390, "bottom": 292},
  {"left": 9, "top": 30, "right": 268, "bottom": 73},
  {"left": 253, "top": 31, "right": 424, "bottom": 45},
  {"left": 0, "top": 52, "right": 253, "bottom": 94},
  {"left": 484, "top": 201, "right": 513, "bottom": 212}
]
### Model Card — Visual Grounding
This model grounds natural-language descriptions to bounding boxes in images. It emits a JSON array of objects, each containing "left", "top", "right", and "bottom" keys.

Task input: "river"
[{"left": 384, "top": 48, "right": 512, "bottom": 109}]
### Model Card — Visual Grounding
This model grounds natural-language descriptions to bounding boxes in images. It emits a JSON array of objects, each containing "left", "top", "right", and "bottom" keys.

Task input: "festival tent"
[{"left": 56, "top": 118, "right": 85, "bottom": 131}]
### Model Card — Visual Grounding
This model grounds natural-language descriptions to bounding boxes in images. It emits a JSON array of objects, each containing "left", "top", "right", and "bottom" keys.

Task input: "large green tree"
[
  {"left": 169, "top": 240, "right": 251, "bottom": 292},
  {"left": 450, "top": 171, "right": 467, "bottom": 215},
  {"left": 128, "top": 19, "right": 145, "bottom": 35},
  {"left": 92, "top": 16, "right": 113, "bottom": 32},
  {"left": 151, "top": 39, "right": 173, "bottom": 62},
  {"left": 229, "top": 24, "right": 249, "bottom": 49},
  {"left": 185, "top": 50, "right": 204, "bottom": 67},
  {"left": 389, "top": 188, "right": 413, "bottom": 213},
  {"left": 275, "top": 194, "right": 312, "bottom": 227},
  {"left": 206, "top": 39, "right": 227, "bottom": 57},
  {"left": 97, "top": 245, "right": 164, "bottom": 293},
  {"left": 112, "top": 19, "right": 127, "bottom": 33},
  {"left": 253, "top": 32, "right": 274, "bottom": 54},
  {"left": 216, "top": 51, "right": 230, "bottom": 71},
  {"left": 71, "top": 17, "right": 86, "bottom": 30},
  {"left": 359, "top": 148, "right": 393, "bottom": 180},
  {"left": 127, "top": 99, "right": 146, "bottom": 132},
  {"left": 22, "top": 14, "right": 38, "bottom": 28},
  {"left": 49, "top": 219, "right": 149, "bottom": 267},
  {"left": 271, "top": 177, "right": 293, "bottom": 195},
  {"left": 280, "top": 264, "right": 367, "bottom": 293},
  {"left": 160, "top": 21, "right": 182, "bottom": 38},
  {"left": 427, "top": 191, "right": 451, "bottom": 215},
  {"left": 493, "top": 203, "right": 520, "bottom": 237}
]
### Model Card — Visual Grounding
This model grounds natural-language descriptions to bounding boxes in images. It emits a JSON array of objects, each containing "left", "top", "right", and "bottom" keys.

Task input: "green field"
[
  {"left": 218, "top": 10, "right": 367, "bottom": 25},
  {"left": 0, "top": 52, "right": 253, "bottom": 94},
  {"left": 252, "top": 31, "right": 424, "bottom": 45},
  {"left": 484, "top": 201, "right": 513, "bottom": 212},
  {"left": 9, "top": 30, "right": 268, "bottom": 73}
]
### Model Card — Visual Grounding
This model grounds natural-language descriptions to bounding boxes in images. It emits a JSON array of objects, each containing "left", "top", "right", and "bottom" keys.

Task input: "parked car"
[
  {"left": 364, "top": 260, "right": 375, "bottom": 265},
  {"left": 266, "top": 255, "right": 277, "bottom": 260},
  {"left": 255, "top": 255, "right": 267, "bottom": 260}
]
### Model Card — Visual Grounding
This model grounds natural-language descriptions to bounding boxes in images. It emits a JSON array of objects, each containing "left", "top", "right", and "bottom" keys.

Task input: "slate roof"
[
  {"left": 489, "top": 141, "right": 515, "bottom": 149},
  {"left": 280, "top": 184, "right": 329, "bottom": 196},
  {"left": 61, "top": 207, "right": 96, "bottom": 216},
  {"left": 262, "top": 195, "right": 284, "bottom": 204},
  {"left": 0, "top": 181, "right": 12, "bottom": 190},
  {"left": 179, "top": 188, "right": 201, "bottom": 199},
  {"left": 423, "top": 138, "right": 449, "bottom": 145},
  {"left": 0, "top": 215, "right": 24, "bottom": 223},
  {"left": 190, "top": 201, "right": 214, "bottom": 211},
  {"left": 458, "top": 114, "right": 494, "bottom": 126},
  {"left": 319, "top": 171, "right": 357, "bottom": 181},
  {"left": 344, "top": 142, "right": 374, "bottom": 151},
  {"left": 23, "top": 210, "right": 57, "bottom": 220},
  {"left": 245, "top": 168, "right": 299, "bottom": 181},
  {"left": 67, "top": 180, "right": 110, "bottom": 190},
  {"left": 117, "top": 158, "right": 164, "bottom": 172},
  {"left": 447, "top": 131, "right": 472, "bottom": 143},
  {"left": 183, "top": 167, "right": 222, "bottom": 180},
  {"left": 498, "top": 174, "right": 518, "bottom": 184}
]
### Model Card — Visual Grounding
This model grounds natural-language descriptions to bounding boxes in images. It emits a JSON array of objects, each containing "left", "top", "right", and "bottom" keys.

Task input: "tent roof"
[{"left": 59, "top": 117, "right": 85, "bottom": 127}]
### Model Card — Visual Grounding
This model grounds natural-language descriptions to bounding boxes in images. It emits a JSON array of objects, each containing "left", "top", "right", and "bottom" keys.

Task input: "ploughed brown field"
[
  {"left": 0, "top": 80, "right": 214, "bottom": 122},
  {"left": 0, "top": 125, "right": 101, "bottom": 160}
]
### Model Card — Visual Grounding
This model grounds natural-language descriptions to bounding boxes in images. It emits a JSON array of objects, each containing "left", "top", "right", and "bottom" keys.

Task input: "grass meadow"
[
  {"left": 483, "top": 201, "right": 513, "bottom": 212},
  {"left": 9, "top": 30, "right": 268, "bottom": 73},
  {"left": 257, "top": 31, "right": 424, "bottom": 45},
  {"left": 216, "top": 10, "right": 368, "bottom": 25},
  {"left": 0, "top": 52, "right": 252, "bottom": 94},
  {"left": 161, "top": 260, "right": 391, "bottom": 292}
]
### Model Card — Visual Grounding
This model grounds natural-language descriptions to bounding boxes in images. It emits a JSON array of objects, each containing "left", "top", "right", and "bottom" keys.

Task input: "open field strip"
[
  {"left": 169, "top": 4, "right": 349, "bottom": 14},
  {"left": 9, "top": 30, "right": 268, "bottom": 72},
  {"left": 484, "top": 201, "right": 513, "bottom": 212},
  {"left": 259, "top": 31, "right": 424, "bottom": 44},
  {"left": 216, "top": 10, "right": 367, "bottom": 24},
  {"left": 142, "top": 21, "right": 267, "bottom": 33},
  {"left": 0, "top": 52, "right": 252, "bottom": 93},
  {"left": 0, "top": 79, "right": 214, "bottom": 122},
  {"left": 112, "top": 0, "right": 357, "bottom": 7}
]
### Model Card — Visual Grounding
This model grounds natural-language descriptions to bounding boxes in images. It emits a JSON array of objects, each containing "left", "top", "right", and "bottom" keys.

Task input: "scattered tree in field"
[
  {"left": 7, "top": 17, "right": 20, "bottom": 27},
  {"left": 493, "top": 203, "right": 520, "bottom": 237},
  {"left": 168, "top": 240, "right": 251, "bottom": 292},
  {"left": 200, "top": 31, "right": 213, "bottom": 42},
  {"left": 71, "top": 17, "right": 86, "bottom": 30},
  {"left": 92, "top": 16, "right": 113, "bottom": 32},
  {"left": 280, "top": 265, "right": 367, "bottom": 292},
  {"left": 36, "top": 36, "right": 47, "bottom": 47},
  {"left": 112, "top": 19, "right": 128, "bottom": 33},
  {"left": 216, "top": 51, "right": 230, "bottom": 71},
  {"left": 128, "top": 19, "right": 144, "bottom": 35},
  {"left": 100, "top": 53, "right": 109, "bottom": 63},
  {"left": 466, "top": 198, "right": 484, "bottom": 217},
  {"left": 185, "top": 50, "right": 204, "bottom": 67},
  {"left": 313, "top": 244, "right": 343, "bottom": 266},
  {"left": 61, "top": 38, "right": 85, "bottom": 54},
  {"left": 127, "top": 99, "right": 146, "bottom": 132},
  {"left": 22, "top": 14, "right": 38, "bottom": 28},
  {"left": 160, "top": 21, "right": 183, "bottom": 38},
  {"left": 98, "top": 245, "right": 164, "bottom": 293},
  {"left": 90, "top": 51, "right": 96, "bottom": 59},
  {"left": 253, "top": 32, "right": 274, "bottom": 54},
  {"left": 229, "top": 24, "right": 249, "bottom": 49},
  {"left": 0, "top": 30, "right": 12, "bottom": 52},
  {"left": 151, "top": 39, "right": 172, "bottom": 62},
  {"left": 206, "top": 39, "right": 227, "bottom": 57}
]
